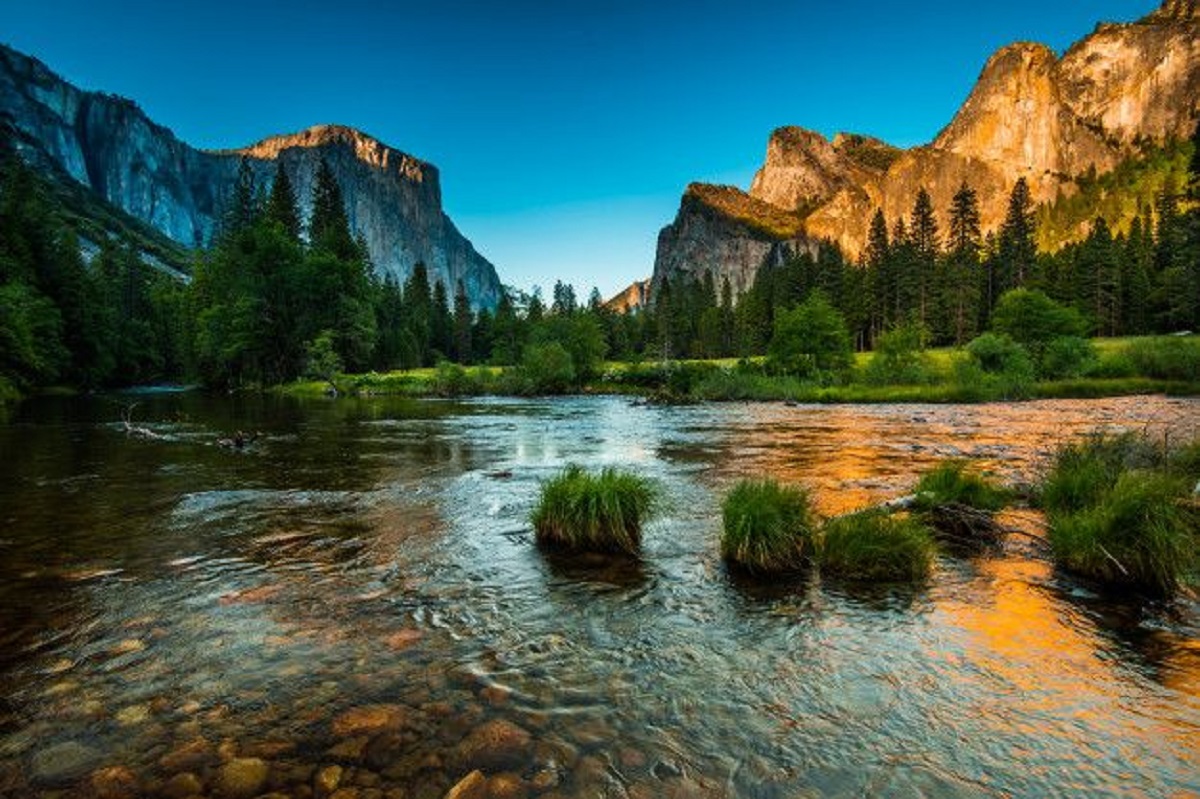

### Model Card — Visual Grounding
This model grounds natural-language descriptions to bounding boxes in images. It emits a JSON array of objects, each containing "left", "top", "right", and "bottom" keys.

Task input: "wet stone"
[
  {"left": 161, "top": 771, "right": 204, "bottom": 799},
  {"left": 316, "top": 764, "right": 344, "bottom": 796},
  {"left": 29, "top": 740, "right": 102, "bottom": 785},
  {"left": 332, "top": 704, "right": 413, "bottom": 737},
  {"left": 159, "top": 737, "right": 214, "bottom": 772},
  {"left": 486, "top": 772, "right": 529, "bottom": 799},
  {"left": 213, "top": 756, "right": 269, "bottom": 799},
  {"left": 453, "top": 719, "right": 533, "bottom": 772},
  {"left": 90, "top": 765, "right": 140, "bottom": 798}
]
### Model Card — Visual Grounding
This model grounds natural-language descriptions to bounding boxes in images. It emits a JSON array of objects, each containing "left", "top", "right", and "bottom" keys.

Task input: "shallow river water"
[{"left": 0, "top": 393, "right": 1198, "bottom": 799}]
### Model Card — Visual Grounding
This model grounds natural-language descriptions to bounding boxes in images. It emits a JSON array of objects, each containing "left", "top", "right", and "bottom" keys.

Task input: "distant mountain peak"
[{"left": 219, "top": 124, "right": 432, "bottom": 180}]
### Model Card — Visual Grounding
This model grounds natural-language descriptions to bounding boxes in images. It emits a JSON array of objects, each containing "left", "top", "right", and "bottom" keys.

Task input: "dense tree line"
[{"left": 1, "top": 123, "right": 1197, "bottom": 397}]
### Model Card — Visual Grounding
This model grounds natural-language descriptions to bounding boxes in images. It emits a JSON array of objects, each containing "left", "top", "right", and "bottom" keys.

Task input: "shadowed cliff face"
[
  {"left": 652, "top": 0, "right": 1199, "bottom": 294},
  {"left": 0, "top": 46, "right": 502, "bottom": 309}
]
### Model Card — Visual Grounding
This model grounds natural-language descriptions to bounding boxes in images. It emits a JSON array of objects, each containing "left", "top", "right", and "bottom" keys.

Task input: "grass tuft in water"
[
  {"left": 720, "top": 479, "right": 819, "bottom": 573},
  {"left": 531, "top": 465, "right": 656, "bottom": 554},
  {"left": 1038, "top": 432, "right": 1162, "bottom": 514},
  {"left": 818, "top": 511, "right": 938, "bottom": 582},
  {"left": 1047, "top": 470, "right": 1198, "bottom": 595},
  {"left": 913, "top": 460, "right": 1012, "bottom": 512}
]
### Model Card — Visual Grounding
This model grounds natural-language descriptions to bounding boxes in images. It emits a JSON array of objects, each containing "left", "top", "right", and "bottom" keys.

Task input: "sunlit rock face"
[
  {"left": 652, "top": 183, "right": 817, "bottom": 299},
  {"left": 651, "top": 0, "right": 1199, "bottom": 292},
  {"left": 0, "top": 46, "right": 502, "bottom": 308}
]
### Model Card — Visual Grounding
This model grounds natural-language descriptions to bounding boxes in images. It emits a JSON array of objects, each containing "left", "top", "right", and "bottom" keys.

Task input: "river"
[{"left": 1, "top": 393, "right": 1197, "bottom": 798}]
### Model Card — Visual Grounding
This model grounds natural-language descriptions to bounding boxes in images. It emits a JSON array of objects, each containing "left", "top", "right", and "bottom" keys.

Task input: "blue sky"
[{"left": 5, "top": 0, "right": 1160, "bottom": 297}]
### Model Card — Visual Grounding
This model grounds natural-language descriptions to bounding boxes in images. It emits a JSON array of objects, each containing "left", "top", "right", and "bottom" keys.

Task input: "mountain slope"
[
  {"left": 649, "top": 0, "right": 1199, "bottom": 300},
  {"left": 0, "top": 44, "right": 502, "bottom": 308}
]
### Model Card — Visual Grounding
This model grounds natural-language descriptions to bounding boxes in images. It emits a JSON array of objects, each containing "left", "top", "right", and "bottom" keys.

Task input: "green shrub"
[
  {"left": 818, "top": 511, "right": 937, "bottom": 582},
  {"left": 990, "top": 289, "right": 1087, "bottom": 360},
  {"left": 863, "top": 322, "right": 937, "bottom": 386},
  {"left": 953, "top": 334, "right": 1035, "bottom": 399},
  {"left": 531, "top": 465, "right": 656, "bottom": 554},
  {"left": 1126, "top": 337, "right": 1200, "bottom": 381},
  {"left": 520, "top": 342, "right": 577, "bottom": 394},
  {"left": 1087, "top": 350, "right": 1137, "bottom": 379},
  {"left": 721, "top": 479, "right": 819, "bottom": 572},
  {"left": 767, "top": 291, "right": 852, "bottom": 379},
  {"left": 1040, "top": 336, "right": 1097, "bottom": 380},
  {"left": 1048, "top": 471, "right": 1198, "bottom": 594},
  {"left": 913, "top": 460, "right": 1012, "bottom": 512},
  {"left": 432, "top": 361, "right": 485, "bottom": 397}
]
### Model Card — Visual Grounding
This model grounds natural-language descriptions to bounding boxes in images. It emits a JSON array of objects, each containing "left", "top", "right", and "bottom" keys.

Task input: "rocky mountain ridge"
[
  {"left": 638, "top": 0, "right": 1199, "bottom": 306},
  {"left": 0, "top": 44, "right": 502, "bottom": 308}
]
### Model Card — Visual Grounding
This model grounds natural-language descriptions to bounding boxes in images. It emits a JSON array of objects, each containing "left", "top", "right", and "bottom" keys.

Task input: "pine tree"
[
  {"left": 452, "top": 280, "right": 473, "bottom": 364},
  {"left": 909, "top": 188, "right": 940, "bottom": 327},
  {"left": 863, "top": 208, "right": 890, "bottom": 340},
  {"left": 431, "top": 280, "right": 453, "bottom": 359},
  {"left": 225, "top": 157, "right": 258, "bottom": 236},
  {"left": 266, "top": 162, "right": 301, "bottom": 240},
  {"left": 310, "top": 158, "right": 356, "bottom": 259},
  {"left": 944, "top": 182, "right": 982, "bottom": 344},
  {"left": 996, "top": 177, "right": 1037, "bottom": 300}
]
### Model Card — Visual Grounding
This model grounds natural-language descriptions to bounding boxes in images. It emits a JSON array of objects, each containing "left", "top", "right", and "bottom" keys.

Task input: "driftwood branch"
[
  {"left": 121, "top": 403, "right": 167, "bottom": 441},
  {"left": 1097, "top": 543, "right": 1130, "bottom": 577}
]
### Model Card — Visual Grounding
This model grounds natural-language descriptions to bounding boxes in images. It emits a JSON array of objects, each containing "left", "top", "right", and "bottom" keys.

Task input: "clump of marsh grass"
[
  {"left": 911, "top": 460, "right": 1014, "bottom": 548},
  {"left": 531, "top": 465, "right": 656, "bottom": 554},
  {"left": 1041, "top": 432, "right": 1199, "bottom": 595},
  {"left": 1047, "top": 471, "right": 1197, "bottom": 595},
  {"left": 913, "top": 460, "right": 1012, "bottom": 512},
  {"left": 720, "top": 479, "right": 818, "bottom": 573},
  {"left": 817, "top": 510, "right": 938, "bottom": 582}
]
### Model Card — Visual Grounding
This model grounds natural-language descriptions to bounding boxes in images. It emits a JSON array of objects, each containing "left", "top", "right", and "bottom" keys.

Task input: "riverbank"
[{"left": 279, "top": 335, "right": 1200, "bottom": 404}]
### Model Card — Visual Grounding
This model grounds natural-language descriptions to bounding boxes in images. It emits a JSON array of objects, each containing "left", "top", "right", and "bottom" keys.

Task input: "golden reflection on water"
[{"left": 706, "top": 399, "right": 1199, "bottom": 516}]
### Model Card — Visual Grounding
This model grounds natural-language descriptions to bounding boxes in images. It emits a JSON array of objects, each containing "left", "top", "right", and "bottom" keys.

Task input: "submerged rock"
[
  {"left": 332, "top": 704, "right": 413, "bottom": 737},
  {"left": 453, "top": 719, "right": 533, "bottom": 772},
  {"left": 89, "top": 765, "right": 140, "bottom": 798},
  {"left": 161, "top": 771, "right": 204, "bottom": 799},
  {"left": 213, "top": 757, "right": 269, "bottom": 799},
  {"left": 29, "top": 740, "right": 101, "bottom": 785}
]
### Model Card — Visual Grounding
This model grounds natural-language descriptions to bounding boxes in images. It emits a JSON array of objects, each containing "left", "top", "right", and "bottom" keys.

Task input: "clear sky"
[{"left": 4, "top": 0, "right": 1160, "bottom": 298}]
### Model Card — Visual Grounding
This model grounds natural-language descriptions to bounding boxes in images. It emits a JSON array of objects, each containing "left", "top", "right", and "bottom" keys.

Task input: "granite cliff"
[
  {"left": 0, "top": 44, "right": 502, "bottom": 308},
  {"left": 645, "top": 0, "right": 1199, "bottom": 305}
]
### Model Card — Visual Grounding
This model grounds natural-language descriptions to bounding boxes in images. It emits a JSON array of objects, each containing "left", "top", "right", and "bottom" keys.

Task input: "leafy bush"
[
  {"left": 1048, "top": 471, "right": 1198, "bottom": 595},
  {"left": 913, "top": 460, "right": 1012, "bottom": 512},
  {"left": 954, "top": 334, "right": 1035, "bottom": 399},
  {"left": 767, "top": 291, "right": 852, "bottom": 379},
  {"left": 531, "top": 465, "right": 656, "bottom": 554},
  {"left": 818, "top": 511, "right": 937, "bottom": 582},
  {"left": 990, "top": 289, "right": 1087, "bottom": 361},
  {"left": 304, "top": 330, "right": 343, "bottom": 382},
  {"left": 520, "top": 342, "right": 576, "bottom": 394},
  {"left": 432, "top": 361, "right": 485, "bottom": 397},
  {"left": 721, "top": 479, "right": 819, "bottom": 572},
  {"left": 863, "top": 322, "right": 937, "bottom": 386},
  {"left": 1040, "top": 336, "right": 1097, "bottom": 380}
]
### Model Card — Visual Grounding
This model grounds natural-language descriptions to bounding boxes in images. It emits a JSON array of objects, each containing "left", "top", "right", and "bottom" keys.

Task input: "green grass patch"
[
  {"left": 1038, "top": 432, "right": 1163, "bottom": 514},
  {"left": 531, "top": 465, "right": 656, "bottom": 555},
  {"left": 1047, "top": 470, "right": 1198, "bottom": 595},
  {"left": 913, "top": 460, "right": 1012, "bottom": 512},
  {"left": 720, "top": 479, "right": 818, "bottom": 573},
  {"left": 818, "top": 511, "right": 937, "bottom": 582}
]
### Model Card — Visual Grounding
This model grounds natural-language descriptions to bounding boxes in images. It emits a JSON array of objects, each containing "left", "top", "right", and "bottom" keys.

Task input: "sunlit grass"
[
  {"left": 531, "top": 465, "right": 656, "bottom": 555},
  {"left": 817, "top": 510, "right": 937, "bottom": 582},
  {"left": 1048, "top": 470, "right": 1198, "bottom": 595},
  {"left": 720, "top": 479, "right": 818, "bottom": 573},
  {"left": 913, "top": 460, "right": 1012, "bottom": 512}
]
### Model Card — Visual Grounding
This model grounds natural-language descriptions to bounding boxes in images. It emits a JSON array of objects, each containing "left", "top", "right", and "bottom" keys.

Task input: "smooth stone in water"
[
  {"left": 332, "top": 704, "right": 412, "bottom": 737},
  {"left": 30, "top": 740, "right": 101, "bottom": 785},
  {"left": 316, "top": 764, "right": 344, "bottom": 796},
  {"left": 161, "top": 771, "right": 204, "bottom": 799},
  {"left": 454, "top": 719, "right": 533, "bottom": 772},
  {"left": 213, "top": 757, "right": 269, "bottom": 799},
  {"left": 486, "top": 772, "right": 529, "bottom": 799},
  {"left": 90, "top": 765, "right": 140, "bottom": 798}
]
